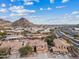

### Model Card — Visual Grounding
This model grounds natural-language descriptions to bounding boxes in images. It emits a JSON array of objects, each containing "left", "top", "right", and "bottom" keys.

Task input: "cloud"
[
  {"left": 40, "top": 8, "right": 43, "bottom": 11},
  {"left": 56, "top": 6, "right": 66, "bottom": 8},
  {"left": 60, "top": 11, "right": 79, "bottom": 23},
  {"left": 10, "top": 13, "right": 15, "bottom": 16},
  {"left": 9, "top": 6, "right": 23, "bottom": 10},
  {"left": 11, "top": 0, "right": 14, "bottom": 2},
  {"left": 10, "top": 13, "right": 26, "bottom": 17},
  {"left": 1, "top": 3, "right": 6, "bottom": 7},
  {"left": 0, "top": 16, "right": 7, "bottom": 19},
  {"left": 0, "top": 8, "right": 7, "bottom": 13},
  {"left": 76, "top": 15, "right": 79, "bottom": 18},
  {"left": 24, "top": 1, "right": 34, "bottom": 5},
  {"left": 71, "top": 11, "right": 79, "bottom": 15},
  {"left": 23, "top": 0, "right": 39, "bottom": 5},
  {"left": 9, "top": 6, "right": 35, "bottom": 13},
  {"left": 9, "top": 6, "right": 35, "bottom": 17},
  {"left": 10, "top": 0, "right": 22, "bottom": 2},
  {"left": 9, "top": 6, "right": 24, "bottom": 13},
  {"left": 50, "top": 0, "right": 55, "bottom": 3},
  {"left": 40, "top": 7, "right": 52, "bottom": 11},
  {"left": 70, "top": 11, "right": 79, "bottom": 19},
  {"left": 47, "top": 7, "right": 52, "bottom": 10},
  {"left": 62, "top": 0, "right": 69, "bottom": 3}
]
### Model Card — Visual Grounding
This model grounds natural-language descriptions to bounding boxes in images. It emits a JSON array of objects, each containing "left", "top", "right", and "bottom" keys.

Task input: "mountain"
[
  {"left": 12, "top": 18, "right": 34, "bottom": 27},
  {"left": 0, "top": 19, "right": 11, "bottom": 27}
]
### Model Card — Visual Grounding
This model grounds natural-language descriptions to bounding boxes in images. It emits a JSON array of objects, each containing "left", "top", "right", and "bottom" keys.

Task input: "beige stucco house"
[{"left": 52, "top": 38, "right": 70, "bottom": 54}]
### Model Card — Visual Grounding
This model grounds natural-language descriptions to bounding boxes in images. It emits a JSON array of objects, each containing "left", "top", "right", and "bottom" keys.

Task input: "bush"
[
  {"left": 0, "top": 32, "right": 6, "bottom": 40},
  {"left": 45, "top": 34, "right": 56, "bottom": 46},
  {"left": 0, "top": 48, "right": 11, "bottom": 58},
  {"left": 0, "top": 48, "right": 7, "bottom": 56},
  {"left": 19, "top": 45, "right": 33, "bottom": 57}
]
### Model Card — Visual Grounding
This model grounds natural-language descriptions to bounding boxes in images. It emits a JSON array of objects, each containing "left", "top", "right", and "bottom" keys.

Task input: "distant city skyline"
[{"left": 0, "top": 0, "right": 79, "bottom": 24}]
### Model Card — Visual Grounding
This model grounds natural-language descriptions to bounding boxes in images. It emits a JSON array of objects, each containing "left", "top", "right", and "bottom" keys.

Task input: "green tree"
[
  {"left": 0, "top": 32, "right": 6, "bottom": 40},
  {"left": 19, "top": 45, "right": 33, "bottom": 57},
  {"left": 0, "top": 48, "right": 11, "bottom": 58},
  {"left": 45, "top": 34, "right": 56, "bottom": 46}
]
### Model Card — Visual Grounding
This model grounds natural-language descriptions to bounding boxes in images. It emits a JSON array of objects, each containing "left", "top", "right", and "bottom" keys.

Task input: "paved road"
[
  {"left": 54, "top": 29, "right": 79, "bottom": 57},
  {"left": 55, "top": 29, "right": 79, "bottom": 47}
]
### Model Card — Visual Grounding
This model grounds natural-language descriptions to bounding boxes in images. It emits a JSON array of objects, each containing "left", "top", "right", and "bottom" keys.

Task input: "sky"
[{"left": 0, "top": 0, "right": 79, "bottom": 24}]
